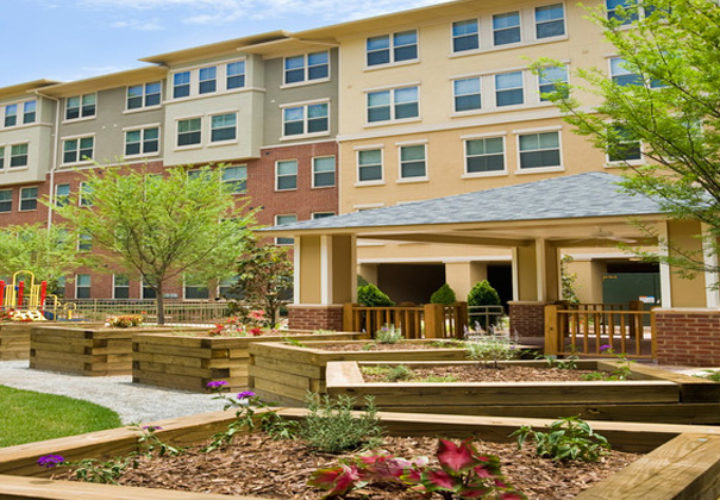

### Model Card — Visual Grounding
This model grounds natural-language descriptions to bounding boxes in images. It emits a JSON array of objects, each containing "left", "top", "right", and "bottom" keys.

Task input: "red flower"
[
  {"left": 437, "top": 439, "right": 475, "bottom": 472},
  {"left": 249, "top": 327, "right": 262, "bottom": 336}
]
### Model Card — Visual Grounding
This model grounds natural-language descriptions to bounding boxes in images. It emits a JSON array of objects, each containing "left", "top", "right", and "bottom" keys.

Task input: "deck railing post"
[
  {"left": 342, "top": 303, "right": 354, "bottom": 332},
  {"left": 423, "top": 303, "right": 444, "bottom": 338},
  {"left": 455, "top": 302, "right": 468, "bottom": 339},
  {"left": 544, "top": 304, "right": 560, "bottom": 355}
]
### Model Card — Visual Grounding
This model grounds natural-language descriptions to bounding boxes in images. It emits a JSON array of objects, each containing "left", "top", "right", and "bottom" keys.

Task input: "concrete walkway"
[{"left": 0, "top": 360, "right": 227, "bottom": 424}]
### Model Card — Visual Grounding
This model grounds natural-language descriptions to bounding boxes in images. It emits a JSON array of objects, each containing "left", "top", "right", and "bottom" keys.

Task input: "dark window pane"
[
  {"left": 82, "top": 104, "right": 95, "bottom": 116},
  {"left": 455, "top": 94, "right": 481, "bottom": 111},
  {"left": 496, "top": 89, "right": 523, "bottom": 106},
  {"left": 227, "top": 75, "right": 245, "bottom": 89},
  {"left": 494, "top": 27, "right": 521, "bottom": 45},
  {"left": 64, "top": 151, "right": 76, "bottom": 164},
  {"left": 284, "top": 121, "right": 304, "bottom": 136},
  {"left": 178, "top": 132, "right": 201, "bottom": 146},
  {"left": 174, "top": 85, "right": 190, "bottom": 98},
  {"left": 314, "top": 172, "right": 335, "bottom": 187},
  {"left": 401, "top": 161, "right": 426, "bottom": 178},
  {"left": 395, "top": 102, "right": 418, "bottom": 119},
  {"left": 114, "top": 287, "right": 129, "bottom": 299},
  {"left": 144, "top": 139, "right": 159, "bottom": 153},
  {"left": 125, "top": 143, "right": 140, "bottom": 156},
  {"left": 66, "top": 108, "right": 79, "bottom": 120},
  {"left": 185, "top": 286, "right": 209, "bottom": 299},
  {"left": 285, "top": 68, "right": 305, "bottom": 84},
  {"left": 4, "top": 116, "right": 16, "bottom": 127},
  {"left": 128, "top": 96, "right": 143, "bottom": 109},
  {"left": 453, "top": 35, "right": 479, "bottom": 52},
  {"left": 212, "top": 128, "right": 236, "bottom": 142},
  {"left": 394, "top": 45, "right": 417, "bottom": 61},
  {"left": 537, "top": 20, "right": 565, "bottom": 38},
  {"left": 307, "top": 117, "right": 328, "bottom": 133},
  {"left": 199, "top": 80, "right": 216, "bottom": 94},
  {"left": 145, "top": 94, "right": 161, "bottom": 107},
  {"left": 23, "top": 112, "right": 35, "bottom": 124},
  {"left": 359, "top": 165, "right": 382, "bottom": 181},
  {"left": 520, "top": 149, "right": 560, "bottom": 168},
  {"left": 76, "top": 287, "right": 90, "bottom": 299},
  {"left": 367, "top": 50, "right": 390, "bottom": 66},
  {"left": 277, "top": 176, "right": 297, "bottom": 190},
  {"left": 143, "top": 287, "right": 156, "bottom": 299},
  {"left": 467, "top": 154, "right": 504, "bottom": 173},
  {"left": 609, "top": 142, "right": 641, "bottom": 161},
  {"left": 613, "top": 74, "right": 643, "bottom": 86},
  {"left": 308, "top": 65, "right": 328, "bottom": 80},
  {"left": 368, "top": 107, "right": 391, "bottom": 122}
]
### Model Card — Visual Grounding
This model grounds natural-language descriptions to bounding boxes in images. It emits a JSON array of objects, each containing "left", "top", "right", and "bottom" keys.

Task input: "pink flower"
[
  {"left": 249, "top": 309, "right": 265, "bottom": 320},
  {"left": 249, "top": 327, "right": 262, "bottom": 336}
]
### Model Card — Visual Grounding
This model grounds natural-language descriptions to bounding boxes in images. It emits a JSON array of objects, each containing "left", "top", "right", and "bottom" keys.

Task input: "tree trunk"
[{"left": 156, "top": 282, "right": 165, "bottom": 325}]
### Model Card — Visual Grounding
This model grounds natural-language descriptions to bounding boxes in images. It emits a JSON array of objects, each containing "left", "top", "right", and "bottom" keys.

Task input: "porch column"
[
  {"left": 702, "top": 224, "right": 720, "bottom": 308},
  {"left": 288, "top": 233, "right": 356, "bottom": 331},
  {"left": 445, "top": 261, "right": 487, "bottom": 300}
]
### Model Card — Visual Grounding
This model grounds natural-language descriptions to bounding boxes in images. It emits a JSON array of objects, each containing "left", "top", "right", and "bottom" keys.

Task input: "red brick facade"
[
  {"left": 508, "top": 301, "right": 546, "bottom": 338},
  {"left": 0, "top": 142, "right": 338, "bottom": 300},
  {"left": 655, "top": 309, "right": 720, "bottom": 366},
  {"left": 287, "top": 305, "right": 344, "bottom": 331}
]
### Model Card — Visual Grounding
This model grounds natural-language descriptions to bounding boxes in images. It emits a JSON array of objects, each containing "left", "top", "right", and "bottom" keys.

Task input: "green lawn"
[{"left": 0, "top": 385, "right": 121, "bottom": 447}]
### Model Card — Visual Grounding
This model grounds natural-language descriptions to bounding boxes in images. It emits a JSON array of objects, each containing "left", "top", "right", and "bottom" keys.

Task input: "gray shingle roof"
[{"left": 262, "top": 172, "right": 664, "bottom": 233}]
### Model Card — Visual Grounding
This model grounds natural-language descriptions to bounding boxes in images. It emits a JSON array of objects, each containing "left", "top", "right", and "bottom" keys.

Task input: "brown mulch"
[
  {"left": 363, "top": 365, "right": 600, "bottom": 383},
  {"left": 54, "top": 433, "right": 638, "bottom": 499},
  {"left": 318, "top": 341, "right": 465, "bottom": 352}
]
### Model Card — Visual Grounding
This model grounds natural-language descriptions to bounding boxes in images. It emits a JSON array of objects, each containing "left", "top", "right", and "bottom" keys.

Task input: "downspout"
[{"left": 34, "top": 90, "right": 60, "bottom": 230}]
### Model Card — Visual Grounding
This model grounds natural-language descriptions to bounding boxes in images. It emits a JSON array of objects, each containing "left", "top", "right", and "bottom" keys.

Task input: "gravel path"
[{"left": 0, "top": 360, "right": 227, "bottom": 424}]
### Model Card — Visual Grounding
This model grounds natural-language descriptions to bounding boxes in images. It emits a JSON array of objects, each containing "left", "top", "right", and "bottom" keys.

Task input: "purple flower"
[
  {"left": 237, "top": 391, "right": 255, "bottom": 400},
  {"left": 206, "top": 380, "right": 228, "bottom": 389},
  {"left": 142, "top": 425, "right": 162, "bottom": 431},
  {"left": 600, "top": 344, "right": 612, "bottom": 351},
  {"left": 37, "top": 454, "right": 64, "bottom": 468}
]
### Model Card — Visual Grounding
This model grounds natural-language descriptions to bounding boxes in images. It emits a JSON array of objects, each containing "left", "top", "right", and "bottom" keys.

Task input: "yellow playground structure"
[{"left": 0, "top": 270, "right": 64, "bottom": 321}]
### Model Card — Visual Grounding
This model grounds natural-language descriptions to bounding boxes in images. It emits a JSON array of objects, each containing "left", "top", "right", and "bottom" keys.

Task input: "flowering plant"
[
  {"left": 309, "top": 438, "right": 525, "bottom": 499},
  {"left": 106, "top": 314, "right": 143, "bottom": 328},
  {"left": 207, "top": 310, "right": 276, "bottom": 337},
  {"left": 1, "top": 309, "right": 38, "bottom": 322}
]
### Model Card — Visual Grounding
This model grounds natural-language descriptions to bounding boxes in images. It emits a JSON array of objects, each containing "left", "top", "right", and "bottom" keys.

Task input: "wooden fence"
[
  {"left": 545, "top": 303, "right": 656, "bottom": 359},
  {"left": 342, "top": 302, "right": 469, "bottom": 339}
]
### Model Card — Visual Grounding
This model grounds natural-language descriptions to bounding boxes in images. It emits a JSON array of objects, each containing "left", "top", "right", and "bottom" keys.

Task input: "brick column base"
[
  {"left": 287, "top": 305, "right": 344, "bottom": 331},
  {"left": 655, "top": 308, "right": 720, "bottom": 366},
  {"left": 508, "top": 301, "right": 546, "bottom": 338}
]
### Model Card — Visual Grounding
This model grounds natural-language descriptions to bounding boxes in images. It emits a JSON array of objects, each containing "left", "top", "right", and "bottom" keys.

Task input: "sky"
[{"left": 0, "top": 0, "right": 445, "bottom": 87}]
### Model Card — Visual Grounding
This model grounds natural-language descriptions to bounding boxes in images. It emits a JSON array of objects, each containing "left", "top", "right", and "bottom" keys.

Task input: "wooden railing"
[
  {"left": 342, "top": 302, "right": 469, "bottom": 339},
  {"left": 545, "top": 304, "right": 656, "bottom": 359}
]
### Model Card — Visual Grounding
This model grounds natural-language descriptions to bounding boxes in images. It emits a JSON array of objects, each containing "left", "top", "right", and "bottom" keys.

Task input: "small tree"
[
  {"left": 561, "top": 255, "right": 580, "bottom": 304},
  {"left": 430, "top": 283, "right": 457, "bottom": 305},
  {"left": 53, "top": 165, "right": 257, "bottom": 324},
  {"left": 468, "top": 280, "right": 502, "bottom": 327},
  {"left": 226, "top": 235, "right": 293, "bottom": 325},
  {"left": 357, "top": 284, "right": 394, "bottom": 307},
  {"left": 0, "top": 223, "right": 85, "bottom": 294}
]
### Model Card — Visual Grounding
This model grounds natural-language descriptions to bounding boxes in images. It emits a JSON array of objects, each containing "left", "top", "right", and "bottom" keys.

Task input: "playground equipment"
[{"left": 0, "top": 270, "right": 55, "bottom": 321}]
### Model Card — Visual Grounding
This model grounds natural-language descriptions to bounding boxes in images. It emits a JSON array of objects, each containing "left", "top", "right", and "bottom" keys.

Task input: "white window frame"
[
  {"left": 75, "top": 274, "right": 91, "bottom": 299},
  {"left": 365, "top": 85, "right": 420, "bottom": 125},
  {"left": 274, "top": 214, "right": 297, "bottom": 246},
  {"left": 77, "top": 233, "right": 92, "bottom": 252},
  {"left": 209, "top": 112, "right": 238, "bottom": 144},
  {"left": 606, "top": 0, "right": 654, "bottom": 24},
  {"left": 397, "top": 141, "right": 429, "bottom": 183},
  {"left": 515, "top": 127, "right": 564, "bottom": 174},
  {"left": 536, "top": 64, "right": 569, "bottom": 101},
  {"left": 282, "top": 51, "right": 331, "bottom": 87},
  {"left": 112, "top": 274, "right": 130, "bottom": 299},
  {"left": 61, "top": 134, "right": 95, "bottom": 166},
  {"left": 79, "top": 181, "right": 92, "bottom": 207},
  {"left": 462, "top": 134, "right": 508, "bottom": 178},
  {"left": 492, "top": 10, "right": 522, "bottom": 47},
  {"left": 534, "top": 3, "right": 567, "bottom": 40},
  {"left": 198, "top": 65, "right": 218, "bottom": 95},
  {"left": 275, "top": 159, "right": 298, "bottom": 191},
  {"left": 452, "top": 77, "right": 482, "bottom": 114},
  {"left": 0, "top": 188, "right": 12, "bottom": 213},
  {"left": 175, "top": 116, "right": 203, "bottom": 150},
  {"left": 226, "top": 59, "right": 247, "bottom": 90},
  {"left": 183, "top": 276, "right": 210, "bottom": 300},
  {"left": 125, "top": 82, "right": 162, "bottom": 112},
  {"left": 280, "top": 99, "right": 330, "bottom": 139},
  {"left": 123, "top": 125, "right": 161, "bottom": 159},
  {"left": 604, "top": 123, "right": 644, "bottom": 167},
  {"left": 1, "top": 99, "right": 38, "bottom": 129},
  {"left": 312, "top": 211, "right": 336, "bottom": 219},
  {"left": 494, "top": 71, "right": 525, "bottom": 108},
  {"left": 9, "top": 143, "right": 29, "bottom": 169},
  {"left": 172, "top": 70, "right": 192, "bottom": 99},
  {"left": 222, "top": 165, "right": 248, "bottom": 194},
  {"left": 19, "top": 186, "right": 38, "bottom": 212},
  {"left": 365, "top": 29, "right": 420, "bottom": 69},
  {"left": 311, "top": 155, "right": 336, "bottom": 188},
  {"left": 451, "top": 18, "right": 480, "bottom": 54},
  {"left": 355, "top": 146, "right": 385, "bottom": 185},
  {"left": 55, "top": 183, "right": 71, "bottom": 206},
  {"left": 64, "top": 93, "right": 97, "bottom": 122}
]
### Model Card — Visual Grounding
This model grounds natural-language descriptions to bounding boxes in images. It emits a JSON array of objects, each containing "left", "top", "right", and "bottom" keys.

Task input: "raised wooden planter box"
[
  {"left": 29, "top": 325, "right": 207, "bottom": 376},
  {"left": 0, "top": 408, "right": 720, "bottom": 499},
  {"left": 0, "top": 322, "right": 97, "bottom": 361},
  {"left": 248, "top": 339, "right": 477, "bottom": 405},
  {"left": 326, "top": 359, "right": 720, "bottom": 424},
  {"left": 132, "top": 331, "right": 363, "bottom": 392}
]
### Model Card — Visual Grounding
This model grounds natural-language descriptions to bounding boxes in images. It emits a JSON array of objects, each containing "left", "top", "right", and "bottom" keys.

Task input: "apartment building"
[{"left": 0, "top": 0, "right": 660, "bottom": 305}]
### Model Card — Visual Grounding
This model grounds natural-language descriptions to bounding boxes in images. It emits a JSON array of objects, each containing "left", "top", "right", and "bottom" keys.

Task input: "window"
[
  {"left": 276, "top": 160, "right": 298, "bottom": 190},
  {"left": 79, "top": 182, "right": 92, "bottom": 207},
  {"left": 312, "top": 156, "right": 335, "bottom": 187},
  {"left": 535, "top": 4, "right": 565, "bottom": 38},
  {"left": 608, "top": 125, "right": 642, "bottom": 162},
  {"left": 0, "top": 147, "right": 3, "bottom": 169},
  {"left": 199, "top": 66, "right": 217, "bottom": 94},
  {"left": 56, "top": 276, "right": 66, "bottom": 298},
  {"left": 65, "top": 94, "right": 96, "bottom": 120},
  {"left": 177, "top": 118, "right": 201, "bottom": 146},
  {"left": 127, "top": 82, "right": 161, "bottom": 109},
  {"left": 493, "top": 12, "right": 521, "bottom": 45},
  {"left": 606, "top": 0, "right": 639, "bottom": 24},
  {"left": 173, "top": 71, "right": 191, "bottom": 98},
  {"left": 0, "top": 190, "right": 11, "bottom": 212},
  {"left": 366, "top": 30, "right": 417, "bottom": 66},
  {"left": 55, "top": 184, "right": 70, "bottom": 206},
  {"left": 125, "top": 127, "right": 159, "bottom": 157},
  {"left": 452, "top": 20, "right": 479, "bottom": 52},
  {"left": 453, "top": 78, "right": 481, "bottom": 112},
  {"left": 219, "top": 276, "right": 240, "bottom": 298},
  {"left": 227, "top": 61, "right": 245, "bottom": 89},
  {"left": 357, "top": 149, "right": 383, "bottom": 182},
  {"left": 399, "top": 144, "right": 426, "bottom": 179},
  {"left": 10, "top": 144, "right": 28, "bottom": 167},
  {"left": 4, "top": 105, "right": 16, "bottom": 127},
  {"left": 222, "top": 166, "right": 247, "bottom": 194},
  {"left": 313, "top": 212, "right": 335, "bottom": 219},
  {"left": 538, "top": 65, "right": 568, "bottom": 100},
  {"left": 113, "top": 274, "right": 130, "bottom": 299},
  {"left": 465, "top": 137, "right": 505, "bottom": 174},
  {"left": 20, "top": 187, "right": 38, "bottom": 211},
  {"left": 184, "top": 277, "right": 209, "bottom": 299},
  {"left": 610, "top": 57, "right": 642, "bottom": 86},
  {"left": 142, "top": 281, "right": 156, "bottom": 299},
  {"left": 495, "top": 71, "right": 524, "bottom": 106},
  {"left": 78, "top": 233, "right": 92, "bottom": 251},
  {"left": 63, "top": 137, "right": 94, "bottom": 164},
  {"left": 283, "top": 102, "right": 329, "bottom": 136},
  {"left": 519, "top": 131, "right": 561, "bottom": 169},
  {"left": 275, "top": 214, "right": 297, "bottom": 246},
  {"left": 23, "top": 101, "right": 36, "bottom": 124},
  {"left": 367, "top": 86, "right": 418, "bottom": 122},
  {"left": 75, "top": 274, "right": 91, "bottom": 299},
  {"left": 211, "top": 113, "right": 237, "bottom": 142},
  {"left": 284, "top": 51, "right": 329, "bottom": 84}
]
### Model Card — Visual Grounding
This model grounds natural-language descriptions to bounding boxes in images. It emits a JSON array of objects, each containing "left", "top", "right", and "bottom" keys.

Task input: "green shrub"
[
  {"left": 357, "top": 275, "right": 369, "bottom": 287},
  {"left": 375, "top": 323, "right": 402, "bottom": 344},
  {"left": 430, "top": 283, "right": 457, "bottom": 305},
  {"left": 357, "top": 284, "right": 394, "bottom": 307},
  {"left": 511, "top": 416, "right": 610, "bottom": 462},
  {"left": 467, "top": 280, "right": 501, "bottom": 307},
  {"left": 300, "top": 394, "right": 382, "bottom": 453},
  {"left": 384, "top": 364, "right": 414, "bottom": 382},
  {"left": 465, "top": 336, "right": 518, "bottom": 368}
]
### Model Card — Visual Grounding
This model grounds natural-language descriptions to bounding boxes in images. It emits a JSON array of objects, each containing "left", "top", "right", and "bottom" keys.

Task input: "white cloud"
[{"left": 112, "top": 19, "right": 164, "bottom": 31}]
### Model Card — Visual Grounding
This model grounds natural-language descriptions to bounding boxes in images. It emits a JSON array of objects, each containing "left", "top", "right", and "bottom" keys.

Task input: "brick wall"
[
  {"left": 655, "top": 308, "right": 720, "bottom": 366},
  {"left": 287, "top": 305, "right": 344, "bottom": 331},
  {"left": 508, "top": 301, "right": 546, "bottom": 338}
]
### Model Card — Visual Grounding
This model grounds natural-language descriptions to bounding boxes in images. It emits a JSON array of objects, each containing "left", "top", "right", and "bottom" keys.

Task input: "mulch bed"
[
  {"left": 53, "top": 433, "right": 638, "bottom": 499},
  {"left": 363, "top": 365, "right": 601, "bottom": 383},
  {"left": 318, "top": 341, "right": 466, "bottom": 352}
]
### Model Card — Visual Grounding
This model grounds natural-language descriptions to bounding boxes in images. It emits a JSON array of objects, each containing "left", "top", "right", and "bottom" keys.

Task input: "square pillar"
[
  {"left": 662, "top": 220, "right": 709, "bottom": 308},
  {"left": 445, "top": 261, "right": 487, "bottom": 300}
]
